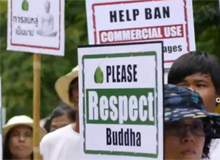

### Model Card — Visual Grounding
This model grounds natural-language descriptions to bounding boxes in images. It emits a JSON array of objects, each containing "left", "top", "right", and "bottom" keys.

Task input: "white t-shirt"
[
  {"left": 210, "top": 139, "right": 220, "bottom": 160},
  {"left": 40, "top": 124, "right": 80, "bottom": 160}
]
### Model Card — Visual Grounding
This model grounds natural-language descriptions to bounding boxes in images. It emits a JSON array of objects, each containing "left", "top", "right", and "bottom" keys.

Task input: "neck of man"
[
  {"left": 74, "top": 110, "right": 80, "bottom": 133},
  {"left": 12, "top": 155, "right": 31, "bottom": 160}
]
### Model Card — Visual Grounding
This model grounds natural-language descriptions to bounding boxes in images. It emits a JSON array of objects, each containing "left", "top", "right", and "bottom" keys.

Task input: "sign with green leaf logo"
[
  {"left": 78, "top": 42, "right": 164, "bottom": 160},
  {"left": 7, "top": 0, "right": 65, "bottom": 56}
]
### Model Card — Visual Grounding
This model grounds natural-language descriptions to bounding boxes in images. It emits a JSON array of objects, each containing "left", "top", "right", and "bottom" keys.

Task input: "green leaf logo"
[
  {"left": 22, "top": 0, "right": 29, "bottom": 11},
  {"left": 94, "top": 67, "right": 104, "bottom": 84}
]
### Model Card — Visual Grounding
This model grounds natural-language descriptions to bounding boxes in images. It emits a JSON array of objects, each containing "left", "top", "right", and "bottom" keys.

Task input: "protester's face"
[
  {"left": 8, "top": 125, "right": 33, "bottom": 159},
  {"left": 164, "top": 118, "right": 205, "bottom": 160},
  {"left": 50, "top": 113, "right": 74, "bottom": 131},
  {"left": 176, "top": 72, "right": 219, "bottom": 112},
  {"left": 70, "top": 79, "right": 79, "bottom": 109}
]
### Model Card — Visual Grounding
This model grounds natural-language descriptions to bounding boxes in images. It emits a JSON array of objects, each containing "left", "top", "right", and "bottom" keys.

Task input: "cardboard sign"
[
  {"left": 86, "top": 0, "right": 195, "bottom": 68},
  {"left": 7, "top": 0, "right": 65, "bottom": 56},
  {"left": 78, "top": 42, "right": 164, "bottom": 160}
]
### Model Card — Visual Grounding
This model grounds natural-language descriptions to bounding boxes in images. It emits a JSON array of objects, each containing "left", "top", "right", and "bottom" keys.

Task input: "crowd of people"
[{"left": 2, "top": 51, "right": 220, "bottom": 160}]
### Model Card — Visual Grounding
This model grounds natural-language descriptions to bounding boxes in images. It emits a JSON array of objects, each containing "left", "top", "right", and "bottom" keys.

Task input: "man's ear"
[{"left": 214, "top": 95, "right": 220, "bottom": 113}]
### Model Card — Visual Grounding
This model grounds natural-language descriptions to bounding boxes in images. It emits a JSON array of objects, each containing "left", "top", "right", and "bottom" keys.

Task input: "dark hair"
[
  {"left": 43, "top": 118, "right": 51, "bottom": 133},
  {"left": 68, "top": 77, "right": 78, "bottom": 101},
  {"left": 3, "top": 128, "right": 33, "bottom": 160},
  {"left": 168, "top": 51, "right": 220, "bottom": 94},
  {"left": 202, "top": 137, "right": 212, "bottom": 159},
  {"left": 50, "top": 104, "right": 76, "bottom": 123},
  {"left": 202, "top": 117, "right": 215, "bottom": 159}
]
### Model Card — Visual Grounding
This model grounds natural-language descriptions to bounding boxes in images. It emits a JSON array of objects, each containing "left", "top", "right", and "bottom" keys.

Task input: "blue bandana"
[{"left": 164, "top": 84, "right": 220, "bottom": 138}]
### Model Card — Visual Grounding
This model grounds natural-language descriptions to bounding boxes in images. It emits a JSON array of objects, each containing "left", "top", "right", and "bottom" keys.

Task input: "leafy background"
[{"left": 0, "top": 0, "right": 219, "bottom": 121}]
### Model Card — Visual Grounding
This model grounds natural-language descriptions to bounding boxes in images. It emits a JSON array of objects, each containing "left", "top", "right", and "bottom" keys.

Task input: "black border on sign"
[{"left": 78, "top": 41, "right": 163, "bottom": 49}]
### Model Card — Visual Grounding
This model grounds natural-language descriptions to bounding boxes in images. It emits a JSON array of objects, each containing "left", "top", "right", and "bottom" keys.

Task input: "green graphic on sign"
[
  {"left": 81, "top": 52, "right": 159, "bottom": 158},
  {"left": 94, "top": 67, "right": 104, "bottom": 84},
  {"left": 22, "top": 0, "right": 29, "bottom": 11}
]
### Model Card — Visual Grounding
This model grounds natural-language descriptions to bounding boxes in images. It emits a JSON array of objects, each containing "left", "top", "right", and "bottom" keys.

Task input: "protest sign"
[
  {"left": 78, "top": 41, "right": 164, "bottom": 160},
  {"left": 7, "top": 0, "right": 65, "bottom": 158},
  {"left": 7, "top": 0, "right": 65, "bottom": 56},
  {"left": 86, "top": 0, "right": 195, "bottom": 68}
]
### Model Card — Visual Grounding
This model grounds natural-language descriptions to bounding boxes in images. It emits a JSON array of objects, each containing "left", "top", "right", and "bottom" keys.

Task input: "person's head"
[
  {"left": 68, "top": 77, "right": 79, "bottom": 109},
  {"left": 44, "top": 0, "right": 50, "bottom": 13},
  {"left": 164, "top": 84, "right": 220, "bottom": 160},
  {"left": 3, "top": 115, "right": 47, "bottom": 160},
  {"left": 43, "top": 118, "right": 51, "bottom": 133},
  {"left": 168, "top": 51, "right": 220, "bottom": 112},
  {"left": 55, "top": 66, "right": 79, "bottom": 109},
  {"left": 50, "top": 104, "right": 76, "bottom": 132}
]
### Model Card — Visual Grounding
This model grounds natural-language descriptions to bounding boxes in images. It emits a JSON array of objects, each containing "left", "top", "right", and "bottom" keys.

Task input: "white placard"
[
  {"left": 7, "top": 0, "right": 65, "bottom": 56},
  {"left": 86, "top": 0, "right": 195, "bottom": 68},
  {"left": 78, "top": 42, "right": 164, "bottom": 160}
]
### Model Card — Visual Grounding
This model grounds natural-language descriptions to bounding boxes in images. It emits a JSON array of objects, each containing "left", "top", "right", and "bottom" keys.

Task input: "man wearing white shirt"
[{"left": 40, "top": 66, "right": 80, "bottom": 160}]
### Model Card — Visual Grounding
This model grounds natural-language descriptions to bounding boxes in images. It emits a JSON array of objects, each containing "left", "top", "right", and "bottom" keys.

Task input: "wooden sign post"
[{"left": 33, "top": 54, "right": 41, "bottom": 160}]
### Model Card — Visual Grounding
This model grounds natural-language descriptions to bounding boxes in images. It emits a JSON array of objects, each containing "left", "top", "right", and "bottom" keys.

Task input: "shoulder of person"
[
  {"left": 40, "top": 124, "right": 79, "bottom": 144},
  {"left": 40, "top": 125, "right": 71, "bottom": 143},
  {"left": 209, "top": 139, "right": 220, "bottom": 159}
]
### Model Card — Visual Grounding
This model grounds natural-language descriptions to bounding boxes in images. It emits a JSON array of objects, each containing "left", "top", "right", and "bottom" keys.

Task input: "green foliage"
[
  {"left": 0, "top": 0, "right": 219, "bottom": 120},
  {"left": 193, "top": 0, "right": 220, "bottom": 58}
]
